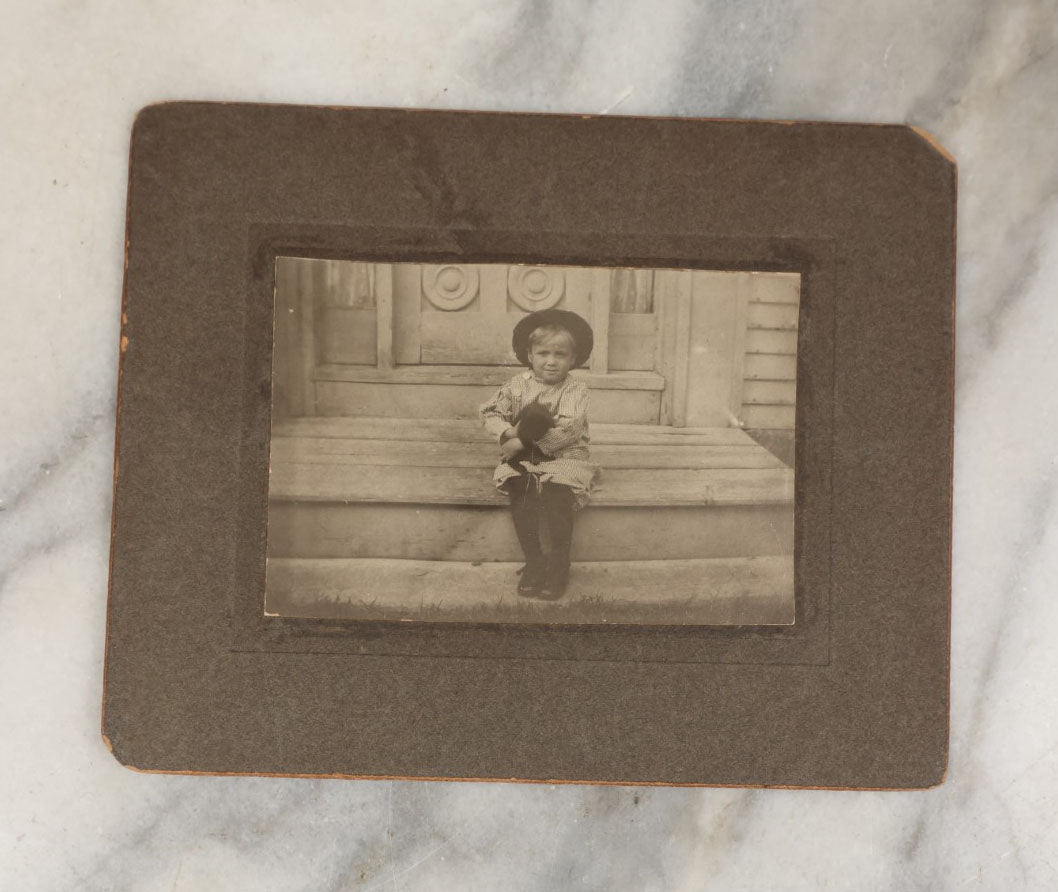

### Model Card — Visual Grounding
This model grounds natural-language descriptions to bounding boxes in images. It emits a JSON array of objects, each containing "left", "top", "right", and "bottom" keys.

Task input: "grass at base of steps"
[{"left": 265, "top": 556, "right": 794, "bottom": 626}]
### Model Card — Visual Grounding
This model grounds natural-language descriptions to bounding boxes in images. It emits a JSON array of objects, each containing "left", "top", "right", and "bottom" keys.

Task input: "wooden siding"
[{"left": 740, "top": 273, "right": 800, "bottom": 430}]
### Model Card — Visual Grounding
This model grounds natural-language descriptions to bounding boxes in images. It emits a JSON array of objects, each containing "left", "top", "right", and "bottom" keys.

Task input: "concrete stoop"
[{"left": 265, "top": 555, "right": 795, "bottom": 625}]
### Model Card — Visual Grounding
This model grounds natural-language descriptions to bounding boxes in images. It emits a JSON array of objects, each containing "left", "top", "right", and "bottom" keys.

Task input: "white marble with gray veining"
[{"left": 2, "top": 1, "right": 1057, "bottom": 888}]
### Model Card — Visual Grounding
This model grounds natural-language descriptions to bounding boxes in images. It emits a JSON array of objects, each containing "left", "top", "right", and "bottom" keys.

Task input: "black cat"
[{"left": 502, "top": 401, "right": 555, "bottom": 471}]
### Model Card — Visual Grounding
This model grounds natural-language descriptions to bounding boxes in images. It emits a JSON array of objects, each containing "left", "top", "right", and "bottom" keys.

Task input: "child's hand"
[{"left": 500, "top": 437, "right": 525, "bottom": 459}]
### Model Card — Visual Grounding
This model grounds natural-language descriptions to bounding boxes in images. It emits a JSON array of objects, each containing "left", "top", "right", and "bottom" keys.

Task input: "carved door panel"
[{"left": 391, "top": 263, "right": 596, "bottom": 366}]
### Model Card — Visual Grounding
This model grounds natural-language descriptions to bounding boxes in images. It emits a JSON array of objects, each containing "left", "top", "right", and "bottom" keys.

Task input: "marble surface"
[{"left": 2, "top": 0, "right": 1057, "bottom": 888}]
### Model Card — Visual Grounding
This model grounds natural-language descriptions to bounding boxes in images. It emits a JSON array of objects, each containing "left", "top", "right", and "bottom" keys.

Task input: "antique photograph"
[{"left": 264, "top": 258, "right": 798, "bottom": 625}]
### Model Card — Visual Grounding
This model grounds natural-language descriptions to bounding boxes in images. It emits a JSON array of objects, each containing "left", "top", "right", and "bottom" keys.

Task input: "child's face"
[{"left": 529, "top": 331, "right": 576, "bottom": 384}]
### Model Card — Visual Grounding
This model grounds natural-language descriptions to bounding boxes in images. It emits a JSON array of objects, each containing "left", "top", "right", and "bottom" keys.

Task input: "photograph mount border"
[{"left": 104, "top": 104, "right": 952, "bottom": 786}]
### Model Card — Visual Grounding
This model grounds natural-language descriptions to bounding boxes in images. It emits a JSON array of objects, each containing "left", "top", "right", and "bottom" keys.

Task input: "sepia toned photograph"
[{"left": 264, "top": 258, "right": 798, "bottom": 625}]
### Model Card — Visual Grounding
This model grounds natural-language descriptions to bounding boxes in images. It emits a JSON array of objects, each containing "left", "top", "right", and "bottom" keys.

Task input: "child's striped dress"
[{"left": 479, "top": 371, "right": 598, "bottom": 509}]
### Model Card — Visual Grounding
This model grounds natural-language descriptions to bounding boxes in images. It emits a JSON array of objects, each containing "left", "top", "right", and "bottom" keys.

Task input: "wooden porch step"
[
  {"left": 266, "top": 501, "right": 793, "bottom": 562},
  {"left": 265, "top": 556, "right": 795, "bottom": 625},
  {"left": 269, "top": 438, "right": 784, "bottom": 470},
  {"left": 269, "top": 463, "right": 792, "bottom": 506},
  {"left": 268, "top": 416, "right": 792, "bottom": 507},
  {"left": 272, "top": 416, "right": 763, "bottom": 446}
]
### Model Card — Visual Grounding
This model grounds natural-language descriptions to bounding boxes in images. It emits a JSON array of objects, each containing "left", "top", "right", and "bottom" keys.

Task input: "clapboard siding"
[
  {"left": 744, "top": 354, "right": 797, "bottom": 381},
  {"left": 745, "top": 329, "right": 798, "bottom": 355},
  {"left": 741, "top": 274, "right": 800, "bottom": 430},
  {"left": 742, "top": 380, "right": 796, "bottom": 405},
  {"left": 741, "top": 404, "right": 796, "bottom": 429},
  {"left": 747, "top": 302, "right": 799, "bottom": 330},
  {"left": 747, "top": 272, "right": 800, "bottom": 304}
]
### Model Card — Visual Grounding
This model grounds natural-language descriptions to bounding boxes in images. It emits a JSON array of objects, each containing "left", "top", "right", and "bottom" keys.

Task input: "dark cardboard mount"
[{"left": 103, "top": 103, "right": 954, "bottom": 788}]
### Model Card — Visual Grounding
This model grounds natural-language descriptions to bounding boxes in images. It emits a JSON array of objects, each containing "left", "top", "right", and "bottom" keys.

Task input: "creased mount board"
[{"left": 103, "top": 103, "right": 954, "bottom": 788}]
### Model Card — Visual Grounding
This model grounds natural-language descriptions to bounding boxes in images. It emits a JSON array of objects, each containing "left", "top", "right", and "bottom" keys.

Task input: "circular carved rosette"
[
  {"left": 422, "top": 265, "right": 479, "bottom": 311},
  {"left": 507, "top": 266, "right": 564, "bottom": 312}
]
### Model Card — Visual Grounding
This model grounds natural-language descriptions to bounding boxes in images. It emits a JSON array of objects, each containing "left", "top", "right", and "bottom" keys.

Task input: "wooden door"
[{"left": 389, "top": 263, "right": 598, "bottom": 366}]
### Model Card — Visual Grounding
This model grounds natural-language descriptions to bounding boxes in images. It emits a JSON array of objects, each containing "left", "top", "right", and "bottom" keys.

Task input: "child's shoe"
[
  {"left": 517, "top": 561, "right": 547, "bottom": 597},
  {"left": 539, "top": 561, "right": 569, "bottom": 600}
]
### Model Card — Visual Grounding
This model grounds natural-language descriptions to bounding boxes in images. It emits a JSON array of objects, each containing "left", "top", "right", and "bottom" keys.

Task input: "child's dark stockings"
[{"left": 504, "top": 476, "right": 575, "bottom": 598}]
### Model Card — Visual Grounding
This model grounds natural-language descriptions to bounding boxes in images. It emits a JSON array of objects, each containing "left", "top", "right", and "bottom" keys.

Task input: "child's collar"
[{"left": 526, "top": 370, "right": 570, "bottom": 386}]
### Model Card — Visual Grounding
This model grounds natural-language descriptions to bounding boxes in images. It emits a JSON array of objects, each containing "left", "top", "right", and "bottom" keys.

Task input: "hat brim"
[{"left": 512, "top": 309, "right": 594, "bottom": 368}]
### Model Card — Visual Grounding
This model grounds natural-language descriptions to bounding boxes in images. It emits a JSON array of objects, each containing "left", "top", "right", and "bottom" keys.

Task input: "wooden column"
[
  {"left": 589, "top": 268, "right": 611, "bottom": 374},
  {"left": 295, "top": 259, "right": 319, "bottom": 416},
  {"left": 374, "top": 263, "right": 394, "bottom": 370},
  {"left": 669, "top": 270, "right": 693, "bottom": 427},
  {"left": 682, "top": 271, "right": 750, "bottom": 428},
  {"left": 726, "top": 273, "right": 751, "bottom": 423},
  {"left": 271, "top": 257, "right": 298, "bottom": 419}
]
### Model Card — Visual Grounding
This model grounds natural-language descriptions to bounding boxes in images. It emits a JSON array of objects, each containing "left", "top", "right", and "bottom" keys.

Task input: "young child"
[{"left": 479, "top": 309, "right": 598, "bottom": 598}]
